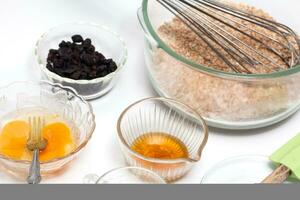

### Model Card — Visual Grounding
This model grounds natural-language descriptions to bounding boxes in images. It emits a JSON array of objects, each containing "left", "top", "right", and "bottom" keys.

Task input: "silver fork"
[{"left": 27, "top": 116, "right": 47, "bottom": 184}]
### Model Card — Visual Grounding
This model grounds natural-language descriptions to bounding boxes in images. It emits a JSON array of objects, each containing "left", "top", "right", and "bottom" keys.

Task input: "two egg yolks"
[{"left": 0, "top": 120, "right": 76, "bottom": 162}]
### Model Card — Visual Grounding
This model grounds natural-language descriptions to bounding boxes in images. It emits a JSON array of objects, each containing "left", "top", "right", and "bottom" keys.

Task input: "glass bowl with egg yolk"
[{"left": 0, "top": 81, "right": 95, "bottom": 181}]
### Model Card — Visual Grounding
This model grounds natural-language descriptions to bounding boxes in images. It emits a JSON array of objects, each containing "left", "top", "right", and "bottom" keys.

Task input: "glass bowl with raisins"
[{"left": 35, "top": 22, "right": 128, "bottom": 100}]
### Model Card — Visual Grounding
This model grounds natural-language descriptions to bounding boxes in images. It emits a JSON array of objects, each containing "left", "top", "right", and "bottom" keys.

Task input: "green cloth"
[{"left": 270, "top": 133, "right": 300, "bottom": 180}]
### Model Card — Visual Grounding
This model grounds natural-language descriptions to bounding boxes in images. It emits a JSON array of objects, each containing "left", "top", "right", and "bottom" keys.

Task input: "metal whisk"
[{"left": 157, "top": 0, "right": 300, "bottom": 73}]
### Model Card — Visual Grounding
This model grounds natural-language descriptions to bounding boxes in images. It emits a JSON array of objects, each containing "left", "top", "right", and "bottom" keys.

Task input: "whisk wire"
[
  {"left": 198, "top": 0, "right": 300, "bottom": 62},
  {"left": 157, "top": 0, "right": 300, "bottom": 73},
  {"left": 180, "top": 2, "right": 276, "bottom": 67},
  {"left": 158, "top": 0, "right": 241, "bottom": 72},
  {"left": 190, "top": 3, "right": 288, "bottom": 69},
  {"left": 190, "top": 0, "right": 294, "bottom": 66},
  {"left": 176, "top": 0, "right": 258, "bottom": 70}
]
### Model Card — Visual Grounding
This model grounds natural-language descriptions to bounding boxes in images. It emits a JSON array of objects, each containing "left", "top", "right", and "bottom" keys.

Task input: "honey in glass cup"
[
  {"left": 131, "top": 132, "right": 189, "bottom": 160},
  {"left": 117, "top": 97, "right": 209, "bottom": 182}
]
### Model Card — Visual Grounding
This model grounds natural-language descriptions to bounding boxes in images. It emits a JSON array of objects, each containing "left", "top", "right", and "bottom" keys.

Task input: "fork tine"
[
  {"left": 37, "top": 117, "right": 41, "bottom": 143},
  {"left": 28, "top": 117, "right": 32, "bottom": 142},
  {"left": 42, "top": 117, "right": 45, "bottom": 129},
  {"left": 27, "top": 116, "right": 46, "bottom": 149},
  {"left": 33, "top": 117, "right": 37, "bottom": 144},
  {"left": 42, "top": 117, "right": 46, "bottom": 138}
]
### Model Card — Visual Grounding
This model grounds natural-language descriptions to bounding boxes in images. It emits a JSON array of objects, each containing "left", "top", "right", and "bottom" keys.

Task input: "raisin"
[
  {"left": 83, "top": 38, "right": 92, "bottom": 48},
  {"left": 46, "top": 63, "right": 54, "bottom": 71},
  {"left": 59, "top": 41, "right": 68, "bottom": 48},
  {"left": 98, "top": 65, "right": 107, "bottom": 71},
  {"left": 62, "top": 67, "right": 77, "bottom": 74},
  {"left": 49, "top": 49, "right": 59, "bottom": 54},
  {"left": 53, "top": 59, "right": 64, "bottom": 68},
  {"left": 99, "top": 71, "right": 108, "bottom": 77},
  {"left": 72, "top": 35, "right": 84, "bottom": 43},
  {"left": 108, "top": 61, "right": 117, "bottom": 72},
  {"left": 90, "top": 70, "right": 98, "bottom": 78},
  {"left": 87, "top": 45, "right": 95, "bottom": 53},
  {"left": 82, "top": 54, "right": 94, "bottom": 66},
  {"left": 70, "top": 71, "right": 81, "bottom": 80}
]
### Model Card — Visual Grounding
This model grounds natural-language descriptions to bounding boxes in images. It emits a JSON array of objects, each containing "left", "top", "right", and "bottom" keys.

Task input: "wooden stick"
[{"left": 262, "top": 165, "right": 291, "bottom": 184}]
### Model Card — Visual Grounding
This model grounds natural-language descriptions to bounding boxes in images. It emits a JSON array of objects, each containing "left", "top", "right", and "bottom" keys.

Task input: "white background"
[{"left": 0, "top": 0, "right": 299, "bottom": 183}]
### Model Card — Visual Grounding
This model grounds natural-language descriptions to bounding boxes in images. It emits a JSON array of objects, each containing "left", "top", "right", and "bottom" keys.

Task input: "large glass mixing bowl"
[{"left": 138, "top": 0, "right": 300, "bottom": 129}]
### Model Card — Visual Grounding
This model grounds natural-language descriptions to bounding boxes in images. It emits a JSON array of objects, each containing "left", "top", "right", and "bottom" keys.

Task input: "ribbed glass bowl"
[
  {"left": 138, "top": 0, "right": 300, "bottom": 129},
  {"left": 0, "top": 81, "right": 95, "bottom": 181},
  {"left": 117, "top": 97, "right": 209, "bottom": 182},
  {"left": 35, "top": 22, "right": 128, "bottom": 100},
  {"left": 84, "top": 167, "right": 166, "bottom": 184}
]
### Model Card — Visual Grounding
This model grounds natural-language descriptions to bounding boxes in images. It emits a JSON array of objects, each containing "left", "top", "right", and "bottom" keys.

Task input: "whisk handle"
[{"left": 27, "top": 149, "right": 42, "bottom": 184}]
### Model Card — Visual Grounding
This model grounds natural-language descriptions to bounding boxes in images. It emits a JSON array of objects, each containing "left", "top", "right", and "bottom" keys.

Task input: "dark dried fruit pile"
[{"left": 46, "top": 34, "right": 117, "bottom": 80}]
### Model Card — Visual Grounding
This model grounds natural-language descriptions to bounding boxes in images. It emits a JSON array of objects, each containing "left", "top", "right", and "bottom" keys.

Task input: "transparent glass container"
[
  {"left": 117, "top": 97, "right": 209, "bottom": 182},
  {"left": 35, "top": 22, "right": 128, "bottom": 100},
  {"left": 0, "top": 81, "right": 95, "bottom": 181},
  {"left": 84, "top": 167, "right": 166, "bottom": 184},
  {"left": 138, "top": 0, "right": 300, "bottom": 129},
  {"left": 201, "top": 155, "right": 297, "bottom": 184}
]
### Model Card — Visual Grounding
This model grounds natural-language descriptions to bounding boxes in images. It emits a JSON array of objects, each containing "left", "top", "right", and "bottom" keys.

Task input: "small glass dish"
[
  {"left": 117, "top": 97, "right": 209, "bottom": 182},
  {"left": 35, "top": 22, "right": 128, "bottom": 100},
  {"left": 201, "top": 155, "right": 297, "bottom": 184},
  {"left": 0, "top": 81, "right": 96, "bottom": 181},
  {"left": 84, "top": 167, "right": 166, "bottom": 184}
]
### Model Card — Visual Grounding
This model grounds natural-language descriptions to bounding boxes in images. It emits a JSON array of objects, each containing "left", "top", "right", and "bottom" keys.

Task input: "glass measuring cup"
[{"left": 117, "top": 97, "right": 209, "bottom": 182}]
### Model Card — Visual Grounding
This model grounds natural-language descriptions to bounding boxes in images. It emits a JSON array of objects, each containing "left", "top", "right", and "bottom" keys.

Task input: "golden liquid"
[
  {"left": 131, "top": 133, "right": 189, "bottom": 159},
  {"left": 0, "top": 120, "right": 76, "bottom": 162}
]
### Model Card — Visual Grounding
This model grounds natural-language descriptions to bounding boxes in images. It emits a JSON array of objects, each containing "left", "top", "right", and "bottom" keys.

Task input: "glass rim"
[
  {"left": 96, "top": 166, "right": 167, "bottom": 184},
  {"left": 0, "top": 80, "right": 96, "bottom": 165},
  {"left": 141, "top": 0, "right": 300, "bottom": 79},
  {"left": 117, "top": 97, "right": 209, "bottom": 164},
  {"left": 200, "top": 154, "right": 269, "bottom": 184}
]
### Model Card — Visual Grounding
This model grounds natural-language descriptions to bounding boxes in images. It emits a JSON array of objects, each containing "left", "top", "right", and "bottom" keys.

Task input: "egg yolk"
[
  {"left": 0, "top": 120, "right": 76, "bottom": 162},
  {"left": 0, "top": 120, "right": 30, "bottom": 160},
  {"left": 40, "top": 122, "right": 76, "bottom": 161}
]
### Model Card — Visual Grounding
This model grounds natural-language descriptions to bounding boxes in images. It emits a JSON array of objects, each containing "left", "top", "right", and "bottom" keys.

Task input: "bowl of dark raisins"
[{"left": 35, "top": 22, "right": 128, "bottom": 100}]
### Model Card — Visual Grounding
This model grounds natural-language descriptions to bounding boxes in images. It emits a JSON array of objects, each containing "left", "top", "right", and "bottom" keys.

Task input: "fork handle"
[
  {"left": 27, "top": 149, "right": 42, "bottom": 184},
  {"left": 261, "top": 165, "right": 291, "bottom": 184}
]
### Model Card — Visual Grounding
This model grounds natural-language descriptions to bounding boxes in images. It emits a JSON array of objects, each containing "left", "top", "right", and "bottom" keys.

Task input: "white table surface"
[{"left": 0, "top": 0, "right": 300, "bottom": 184}]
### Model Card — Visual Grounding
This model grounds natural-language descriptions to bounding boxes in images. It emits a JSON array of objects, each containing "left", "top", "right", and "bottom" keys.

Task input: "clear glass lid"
[{"left": 201, "top": 155, "right": 297, "bottom": 184}]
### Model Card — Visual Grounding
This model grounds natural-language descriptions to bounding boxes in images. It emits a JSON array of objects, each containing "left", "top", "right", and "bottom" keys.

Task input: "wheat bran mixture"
[{"left": 149, "top": 2, "right": 300, "bottom": 122}]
